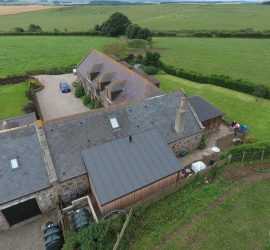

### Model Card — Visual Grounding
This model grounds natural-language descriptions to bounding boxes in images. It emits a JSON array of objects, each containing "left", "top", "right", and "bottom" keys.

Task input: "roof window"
[
  {"left": 10, "top": 158, "right": 19, "bottom": 170},
  {"left": 110, "top": 118, "right": 120, "bottom": 130}
]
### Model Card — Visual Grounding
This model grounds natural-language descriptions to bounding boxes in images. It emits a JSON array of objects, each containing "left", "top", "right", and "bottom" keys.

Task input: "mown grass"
[
  {"left": 156, "top": 73, "right": 270, "bottom": 141},
  {"left": 163, "top": 178, "right": 270, "bottom": 250},
  {"left": 0, "top": 36, "right": 116, "bottom": 78},
  {"left": 153, "top": 37, "right": 270, "bottom": 87},
  {"left": 0, "top": 4, "right": 269, "bottom": 32},
  {"left": 0, "top": 83, "right": 29, "bottom": 119}
]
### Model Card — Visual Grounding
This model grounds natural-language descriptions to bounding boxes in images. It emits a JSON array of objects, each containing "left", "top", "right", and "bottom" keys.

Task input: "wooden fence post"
[
  {"left": 261, "top": 149, "right": 265, "bottom": 162},
  {"left": 250, "top": 152, "right": 256, "bottom": 163},
  {"left": 241, "top": 151, "right": 246, "bottom": 164},
  {"left": 113, "top": 208, "right": 133, "bottom": 250}
]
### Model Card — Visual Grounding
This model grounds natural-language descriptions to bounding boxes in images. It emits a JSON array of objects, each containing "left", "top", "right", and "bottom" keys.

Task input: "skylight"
[
  {"left": 110, "top": 118, "right": 120, "bottom": 130},
  {"left": 10, "top": 158, "right": 19, "bottom": 169}
]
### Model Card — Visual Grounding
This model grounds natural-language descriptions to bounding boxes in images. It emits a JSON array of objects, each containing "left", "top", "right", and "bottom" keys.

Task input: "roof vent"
[
  {"left": 10, "top": 158, "right": 19, "bottom": 170},
  {"left": 110, "top": 118, "right": 120, "bottom": 130}
]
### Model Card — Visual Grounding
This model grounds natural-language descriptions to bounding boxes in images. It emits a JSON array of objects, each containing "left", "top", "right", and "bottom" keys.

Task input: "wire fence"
[{"left": 228, "top": 150, "right": 270, "bottom": 164}]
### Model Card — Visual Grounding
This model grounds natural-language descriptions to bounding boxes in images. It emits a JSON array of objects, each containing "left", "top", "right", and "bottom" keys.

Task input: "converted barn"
[
  {"left": 81, "top": 129, "right": 182, "bottom": 215},
  {"left": 188, "top": 96, "right": 224, "bottom": 132}
]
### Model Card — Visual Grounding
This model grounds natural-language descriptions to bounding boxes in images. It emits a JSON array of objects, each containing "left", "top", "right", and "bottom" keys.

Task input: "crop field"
[
  {"left": 0, "top": 5, "right": 57, "bottom": 16},
  {"left": 154, "top": 37, "right": 270, "bottom": 87},
  {"left": 0, "top": 36, "right": 116, "bottom": 78},
  {"left": 157, "top": 74, "right": 270, "bottom": 141},
  {"left": 0, "top": 4, "right": 269, "bottom": 32},
  {"left": 0, "top": 83, "right": 28, "bottom": 120}
]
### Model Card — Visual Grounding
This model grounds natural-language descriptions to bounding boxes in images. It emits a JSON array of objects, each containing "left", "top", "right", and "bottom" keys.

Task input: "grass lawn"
[
  {"left": 0, "top": 36, "right": 116, "bottom": 78},
  {"left": 163, "top": 179, "right": 270, "bottom": 250},
  {"left": 157, "top": 74, "right": 270, "bottom": 141},
  {"left": 0, "top": 83, "right": 29, "bottom": 120},
  {"left": 122, "top": 174, "right": 228, "bottom": 250},
  {"left": 153, "top": 37, "right": 270, "bottom": 87},
  {"left": 0, "top": 4, "right": 269, "bottom": 32}
]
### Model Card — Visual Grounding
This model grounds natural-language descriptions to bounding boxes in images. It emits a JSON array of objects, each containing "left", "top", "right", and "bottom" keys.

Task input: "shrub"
[
  {"left": 75, "top": 85, "right": 85, "bottom": 98},
  {"left": 27, "top": 24, "right": 42, "bottom": 32},
  {"left": 126, "top": 24, "right": 152, "bottom": 41},
  {"left": 22, "top": 102, "right": 37, "bottom": 113},
  {"left": 143, "top": 51, "right": 162, "bottom": 67},
  {"left": 244, "top": 135, "right": 257, "bottom": 144},
  {"left": 228, "top": 142, "right": 270, "bottom": 154},
  {"left": 142, "top": 66, "right": 158, "bottom": 75},
  {"left": 198, "top": 134, "right": 207, "bottom": 149},
  {"left": 83, "top": 95, "right": 92, "bottom": 106},
  {"left": 13, "top": 27, "right": 24, "bottom": 33}
]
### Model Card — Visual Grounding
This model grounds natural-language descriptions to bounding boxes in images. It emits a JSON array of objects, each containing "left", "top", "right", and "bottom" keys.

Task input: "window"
[
  {"left": 110, "top": 118, "right": 120, "bottom": 130},
  {"left": 10, "top": 158, "right": 19, "bottom": 169}
]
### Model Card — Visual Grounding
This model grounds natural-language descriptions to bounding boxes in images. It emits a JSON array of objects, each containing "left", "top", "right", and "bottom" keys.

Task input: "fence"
[{"left": 228, "top": 150, "right": 270, "bottom": 164}]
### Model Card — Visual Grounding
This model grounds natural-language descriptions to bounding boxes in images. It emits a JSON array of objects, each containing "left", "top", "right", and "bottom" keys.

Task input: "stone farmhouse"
[
  {"left": 0, "top": 50, "right": 224, "bottom": 229},
  {"left": 76, "top": 49, "right": 162, "bottom": 106}
]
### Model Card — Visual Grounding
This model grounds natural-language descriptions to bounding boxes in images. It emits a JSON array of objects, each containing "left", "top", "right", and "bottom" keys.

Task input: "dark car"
[{"left": 59, "top": 81, "right": 71, "bottom": 93}]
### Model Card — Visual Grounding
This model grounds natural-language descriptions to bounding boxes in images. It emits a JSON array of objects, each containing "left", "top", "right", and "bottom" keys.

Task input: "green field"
[
  {"left": 0, "top": 4, "right": 269, "bottom": 32},
  {"left": 153, "top": 37, "right": 270, "bottom": 87},
  {"left": 163, "top": 179, "right": 270, "bottom": 250},
  {"left": 0, "top": 36, "right": 116, "bottom": 78},
  {"left": 0, "top": 83, "right": 29, "bottom": 120},
  {"left": 157, "top": 74, "right": 270, "bottom": 141}
]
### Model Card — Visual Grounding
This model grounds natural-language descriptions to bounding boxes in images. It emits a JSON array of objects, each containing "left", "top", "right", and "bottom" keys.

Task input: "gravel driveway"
[{"left": 36, "top": 74, "right": 88, "bottom": 121}]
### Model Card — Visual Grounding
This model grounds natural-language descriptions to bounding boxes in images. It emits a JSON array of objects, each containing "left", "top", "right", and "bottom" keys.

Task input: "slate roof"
[
  {"left": 76, "top": 49, "right": 162, "bottom": 104},
  {"left": 0, "top": 113, "right": 36, "bottom": 131},
  {"left": 187, "top": 96, "right": 224, "bottom": 122},
  {"left": 0, "top": 126, "right": 50, "bottom": 205},
  {"left": 44, "top": 92, "right": 203, "bottom": 182},
  {"left": 131, "top": 68, "right": 160, "bottom": 86},
  {"left": 106, "top": 80, "right": 126, "bottom": 92},
  {"left": 81, "top": 129, "right": 182, "bottom": 206}
]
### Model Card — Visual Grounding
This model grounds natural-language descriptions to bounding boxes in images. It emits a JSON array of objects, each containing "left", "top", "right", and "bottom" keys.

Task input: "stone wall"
[
  {"left": 0, "top": 174, "right": 90, "bottom": 230},
  {"left": 169, "top": 132, "right": 202, "bottom": 154}
]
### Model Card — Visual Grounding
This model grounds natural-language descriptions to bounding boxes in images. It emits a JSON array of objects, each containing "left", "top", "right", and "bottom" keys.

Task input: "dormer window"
[
  {"left": 10, "top": 158, "right": 19, "bottom": 170},
  {"left": 88, "top": 64, "right": 103, "bottom": 81}
]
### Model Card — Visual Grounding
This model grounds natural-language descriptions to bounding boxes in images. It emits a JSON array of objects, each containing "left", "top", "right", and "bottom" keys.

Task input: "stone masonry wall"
[{"left": 169, "top": 132, "right": 202, "bottom": 155}]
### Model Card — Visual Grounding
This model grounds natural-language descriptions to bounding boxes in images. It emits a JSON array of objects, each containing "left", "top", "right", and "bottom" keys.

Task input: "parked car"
[{"left": 59, "top": 81, "right": 71, "bottom": 93}]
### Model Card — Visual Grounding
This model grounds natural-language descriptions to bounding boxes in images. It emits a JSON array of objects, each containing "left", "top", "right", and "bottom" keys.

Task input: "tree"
[
  {"left": 13, "top": 27, "right": 25, "bottom": 33},
  {"left": 101, "top": 12, "right": 131, "bottom": 37},
  {"left": 126, "top": 24, "right": 152, "bottom": 40},
  {"left": 27, "top": 24, "right": 42, "bottom": 32},
  {"left": 143, "top": 51, "right": 162, "bottom": 67}
]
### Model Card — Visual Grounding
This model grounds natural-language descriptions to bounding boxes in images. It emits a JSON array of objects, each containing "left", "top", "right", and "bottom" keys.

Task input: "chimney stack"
[{"left": 175, "top": 97, "right": 186, "bottom": 134}]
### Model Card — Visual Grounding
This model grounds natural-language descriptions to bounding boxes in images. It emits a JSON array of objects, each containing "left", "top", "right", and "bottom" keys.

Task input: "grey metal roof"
[
  {"left": 0, "top": 113, "right": 36, "bottom": 131},
  {"left": 0, "top": 126, "right": 50, "bottom": 205},
  {"left": 187, "top": 96, "right": 224, "bottom": 122},
  {"left": 76, "top": 49, "right": 163, "bottom": 105},
  {"left": 44, "top": 92, "right": 202, "bottom": 182},
  {"left": 81, "top": 129, "right": 182, "bottom": 206}
]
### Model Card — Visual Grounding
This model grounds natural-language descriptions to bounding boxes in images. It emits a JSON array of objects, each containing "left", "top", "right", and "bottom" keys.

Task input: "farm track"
[{"left": 153, "top": 162, "right": 270, "bottom": 249}]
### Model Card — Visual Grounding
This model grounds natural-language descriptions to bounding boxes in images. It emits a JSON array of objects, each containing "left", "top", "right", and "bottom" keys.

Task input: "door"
[{"left": 1, "top": 198, "right": 41, "bottom": 226}]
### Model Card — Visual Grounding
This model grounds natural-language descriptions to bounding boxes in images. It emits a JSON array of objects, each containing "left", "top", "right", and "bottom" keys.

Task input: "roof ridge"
[
  {"left": 93, "top": 49, "right": 159, "bottom": 90},
  {"left": 76, "top": 48, "right": 94, "bottom": 69}
]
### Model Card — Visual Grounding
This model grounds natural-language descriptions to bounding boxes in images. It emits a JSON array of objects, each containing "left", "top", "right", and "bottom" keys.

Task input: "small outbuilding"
[
  {"left": 81, "top": 129, "right": 182, "bottom": 215},
  {"left": 188, "top": 96, "right": 224, "bottom": 132}
]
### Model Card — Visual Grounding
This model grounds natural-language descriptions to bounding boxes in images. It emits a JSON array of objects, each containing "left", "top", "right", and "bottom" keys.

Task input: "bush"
[
  {"left": 27, "top": 24, "right": 42, "bottom": 32},
  {"left": 83, "top": 95, "right": 92, "bottom": 106},
  {"left": 13, "top": 27, "right": 24, "bottom": 33},
  {"left": 142, "top": 66, "right": 158, "bottom": 75},
  {"left": 75, "top": 85, "right": 85, "bottom": 98},
  {"left": 228, "top": 142, "right": 270, "bottom": 154},
  {"left": 22, "top": 102, "right": 37, "bottom": 113},
  {"left": 143, "top": 51, "right": 162, "bottom": 67},
  {"left": 244, "top": 135, "right": 257, "bottom": 144},
  {"left": 126, "top": 24, "right": 152, "bottom": 40},
  {"left": 198, "top": 134, "right": 207, "bottom": 149}
]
